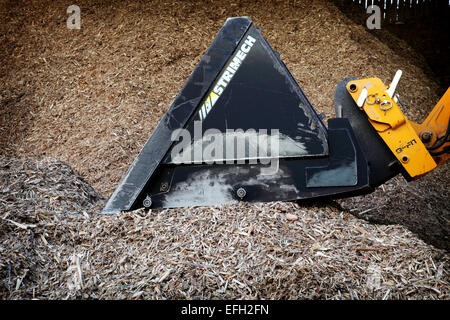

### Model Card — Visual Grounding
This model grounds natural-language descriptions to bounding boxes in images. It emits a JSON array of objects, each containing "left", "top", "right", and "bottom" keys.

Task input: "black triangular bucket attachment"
[{"left": 103, "top": 17, "right": 372, "bottom": 213}]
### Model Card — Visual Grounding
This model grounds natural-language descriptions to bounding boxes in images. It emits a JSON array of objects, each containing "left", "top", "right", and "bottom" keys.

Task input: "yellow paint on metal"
[
  {"left": 346, "top": 78, "right": 437, "bottom": 178},
  {"left": 408, "top": 87, "right": 450, "bottom": 167}
]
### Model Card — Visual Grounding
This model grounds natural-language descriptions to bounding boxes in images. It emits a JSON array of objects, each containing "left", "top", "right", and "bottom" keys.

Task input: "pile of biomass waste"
[{"left": 0, "top": 0, "right": 448, "bottom": 299}]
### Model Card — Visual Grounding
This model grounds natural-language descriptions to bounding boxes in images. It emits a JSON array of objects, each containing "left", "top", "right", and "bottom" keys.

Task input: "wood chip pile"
[
  {"left": 1, "top": 157, "right": 448, "bottom": 299},
  {"left": 0, "top": 0, "right": 448, "bottom": 299}
]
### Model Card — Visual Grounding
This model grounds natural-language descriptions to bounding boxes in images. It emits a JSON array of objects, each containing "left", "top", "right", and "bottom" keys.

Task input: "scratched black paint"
[{"left": 103, "top": 17, "right": 403, "bottom": 213}]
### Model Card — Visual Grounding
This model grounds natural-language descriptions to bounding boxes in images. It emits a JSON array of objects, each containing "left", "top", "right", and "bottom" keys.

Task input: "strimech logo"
[{"left": 198, "top": 34, "right": 257, "bottom": 120}]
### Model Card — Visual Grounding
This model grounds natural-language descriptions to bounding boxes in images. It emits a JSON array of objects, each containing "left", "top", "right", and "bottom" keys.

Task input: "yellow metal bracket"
[
  {"left": 346, "top": 77, "right": 438, "bottom": 179},
  {"left": 408, "top": 88, "right": 450, "bottom": 167}
]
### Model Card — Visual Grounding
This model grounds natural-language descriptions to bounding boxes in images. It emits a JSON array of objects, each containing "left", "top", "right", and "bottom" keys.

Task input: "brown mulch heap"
[
  {"left": 1, "top": 157, "right": 448, "bottom": 299},
  {"left": 0, "top": 0, "right": 448, "bottom": 299},
  {"left": 0, "top": 0, "right": 445, "bottom": 197},
  {"left": 337, "top": 169, "right": 450, "bottom": 251}
]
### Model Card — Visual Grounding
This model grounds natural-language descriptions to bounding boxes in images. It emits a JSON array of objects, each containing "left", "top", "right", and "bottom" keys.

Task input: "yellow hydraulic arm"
[
  {"left": 409, "top": 89, "right": 450, "bottom": 168},
  {"left": 346, "top": 71, "right": 449, "bottom": 179}
]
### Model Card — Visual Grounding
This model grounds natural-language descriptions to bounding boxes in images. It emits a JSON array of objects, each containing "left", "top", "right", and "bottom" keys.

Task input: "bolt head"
[
  {"left": 401, "top": 155, "right": 409, "bottom": 163},
  {"left": 236, "top": 187, "right": 246, "bottom": 199},
  {"left": 420, "top": 131, "right": 432, "bottom": 143},
  {"left": 143, "top": 196, "right": 152, "bottom": 208},
  {"left": 160, "top": 182, "right": 169, "bottom": 192}
]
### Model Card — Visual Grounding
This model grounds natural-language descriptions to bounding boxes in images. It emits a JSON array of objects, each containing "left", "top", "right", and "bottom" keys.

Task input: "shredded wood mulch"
[
  {"left": 1, "top": 157, "right": 448, "bottom": 299},
  {"left": 0, "top": 0, "right": 448, "bottom": 300}
]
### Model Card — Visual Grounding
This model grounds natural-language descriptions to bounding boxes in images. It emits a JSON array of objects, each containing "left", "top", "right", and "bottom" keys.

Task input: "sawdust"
[{"left": 0, "top": 0, "right": 448, "bottom": 299}]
